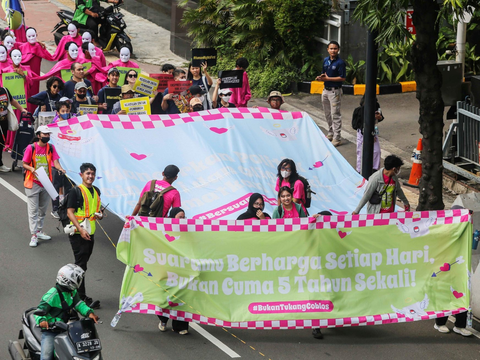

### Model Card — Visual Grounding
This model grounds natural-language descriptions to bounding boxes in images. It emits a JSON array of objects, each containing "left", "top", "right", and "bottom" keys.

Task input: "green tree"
[{"left": 354, "top": 0, "right": 476, "bottom": 211}]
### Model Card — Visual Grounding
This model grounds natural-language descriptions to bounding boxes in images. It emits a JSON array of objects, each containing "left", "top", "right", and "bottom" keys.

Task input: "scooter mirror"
[{"left": 54, "top": 322, "right": 68, "bottom": 331}]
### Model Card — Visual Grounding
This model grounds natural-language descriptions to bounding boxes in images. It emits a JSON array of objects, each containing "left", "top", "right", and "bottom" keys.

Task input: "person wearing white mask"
[
  {"left": 81, "top": 42, "right": 104, "bottom": 94},
  {"left": 80, "top": 30, "right": 106, "bottom": 67},
  {"left": 106, "top": 46, "right": 138, "bottom": 72},
  {"left": 53, "top": 23, "right": 83, "bottom": 61},
  {"left": 212, "top": 78, "right": 236, "bottom": 108},
  {"left": 274, "top": 159, "right": 309, "bottom": 216},
  {"left": 0, "top": 45, "right": 11, "bottom": 71},
  {"left": 3, "top": 33, "right": 16, "bottom": 52}
]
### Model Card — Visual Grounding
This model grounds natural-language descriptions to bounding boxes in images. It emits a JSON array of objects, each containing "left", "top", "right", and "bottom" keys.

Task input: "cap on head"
[
  {"left": 59, "top": 96, "right": 73, "bottom": 103},
  {"left": 121, "top": 84, "right": 134, "bottom": 94},
  {"left": 108, "top": 67, "right": 120, "bottom": 76},
  {"left": 36, "top": 125, "right": 52, "bottom": 134},
  {"left": 267, "top": 90, "right": 284, "bottom": 104},
  {"left": 74, "top": 82, "right": 88, "bottom": 91},
  {"left": 189, "top": 85, "right": 206, "bottom": 96},
  {"left": 219, "top": 88, "right": 231, "bottom": 95},
  {"left": 190, "top": 97, "right": 202, "bottom": 107},
  {"left": 164, "top": 164, "right": 180, "bottom": 179}
]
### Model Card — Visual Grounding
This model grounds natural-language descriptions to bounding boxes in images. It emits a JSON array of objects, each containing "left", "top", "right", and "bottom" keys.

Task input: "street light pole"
[{"left": 361, "top": 29, "right": 378, "bottom": 179}]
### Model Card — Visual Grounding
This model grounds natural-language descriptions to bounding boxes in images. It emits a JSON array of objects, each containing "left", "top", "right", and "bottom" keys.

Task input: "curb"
[{"left": 298, "top": 81, "right": 417, "bottom": 95}]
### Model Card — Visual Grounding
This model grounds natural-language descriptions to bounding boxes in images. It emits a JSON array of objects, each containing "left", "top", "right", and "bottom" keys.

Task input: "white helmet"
[{"left": 56, "top": 264, "right": 85, "bottom": 290}]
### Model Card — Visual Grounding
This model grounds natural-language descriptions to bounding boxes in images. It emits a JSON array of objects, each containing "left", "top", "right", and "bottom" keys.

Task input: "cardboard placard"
[
  {"left": 168, "top": 80, "right": 192, "bottom": 95},
  {"left": 117, "top": 67, "right": 133, "bottom": 86},
  {"left": 219, "top": 70, "right": 244, "bottom": 89},
  {"left": 120, "top": 96, "right": 151, "bottom": 115},
  {"left": 150, "top": 73, "right": 173, "bottom": 92},
  {"left": 36, "top": 111, "right": 56, "bottom": 130},
  {"left": 192, "top": 48, "right": 217, "bottom": 67},
  {"left": 104, "top": 87, "right": 122, "bottom": 108},
  {"left": 133, "top": 74, "right": 159, "bottom": 98},
  {"left": 83, "top": 62, "right": 92, "bottom": 72},
  {"left": 78, "top": 104, "right": 98, "bottom": 115},
  {"left": 2, "top": 71, "right": 27, "bottom": 107}
]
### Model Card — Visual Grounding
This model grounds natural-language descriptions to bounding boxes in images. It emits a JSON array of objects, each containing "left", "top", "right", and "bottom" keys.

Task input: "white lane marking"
[
  {"left": 0, "top": 177, "right": 27, "bottom": 203},
  {"left": 190, "top": 323, "right": 241, "bottom": 358},
  {"left": 448, "top": 315, "right": 480, "bottom": 339}
]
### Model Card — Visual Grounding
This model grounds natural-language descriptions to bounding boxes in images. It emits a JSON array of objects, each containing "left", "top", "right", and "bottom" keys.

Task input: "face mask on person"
[
  {"left": 26, "top": 28, "right": 37, "bottom": 44},
  {"left": 119, "top": 47, "right": 130, "bottom": 63},
  {"left": 68, "top": 43, "right": 78, "bottom": 60},
  {"left": 40, "top": 136, "right": 50, "bottom": 144},
  {"left": 221, "top": 95, "right": 231, "bottom": 103},
  {"left": 11, "top": 49, "right": 22, "bottom": 66},
  {"left": 197, "top": 95, "right": 205, "bottom": 103},
  {"left": 68, "top": 23, "right": 78, "bottom": 37},
  {"left": 82, "top": 32, "right": 92, "bottom": 43},
  {"left": 4, "top": 35, "right": 15, "bottom": 51},
  {"left": 281, "top": 170, "right": 291, "bottom": 178},
  {"left": 178, "top": 78, "right": 187, "bottom": 81},
  {"left": 60, "top": 113, "right": 69, "bottom": 120},
  {"left": 76, "top": 92, "right": 86, "bottom": 99},
  {"left": 0, "top": 47, "right": 6, "bottom": 62}
]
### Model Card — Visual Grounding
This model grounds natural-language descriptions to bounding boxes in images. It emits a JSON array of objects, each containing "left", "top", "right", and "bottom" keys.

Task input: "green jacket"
[
  {"left": 35, "top": 286, "right": 93, "bottom": 325},
  {"left": 272, "top": 202, "right": 307, "bottom": 219},
  {"left": 73, "top": 0, "right": 106, "bottom": 25}
]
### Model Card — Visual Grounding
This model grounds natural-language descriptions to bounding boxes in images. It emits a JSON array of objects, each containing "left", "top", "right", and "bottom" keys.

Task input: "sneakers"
[
  {"left": 326, "top": 134, "right": 333, "bottom": 141},
  {"left": 178, "top": 330, "right": 189, "bottom": 335},
  {"left": 434, "top": 324, "right": 450, "bottom": 333},
  {"left": 312, "top": 328, "right": 323, "bottom": 339},
  {"left": 36, "top": 232, "right": 52, "bottom": 240},
  {"left": 453, "top": 327, "right": 473, "bottom": 336},
  {"left": 29, "top": 235, "right": 38, "bottom": 247},
  {"left": 332, "top": 139, "right": 342, "bottom": 147},
  {"left": 51, "top": 211, "right": 60, "bottom": 219},
  {"left": 158, "top": 321, "right": 167, "bottom": 332},
  {"left": 0, "top": 164, "right": 11, "bottom": 172}
]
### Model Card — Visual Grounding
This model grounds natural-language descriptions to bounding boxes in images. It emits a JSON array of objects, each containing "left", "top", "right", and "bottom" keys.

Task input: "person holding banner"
[
  {"left": 0, "top": 86, "right": 27, "bottom": 171},
  {"left": 272, "top": 186, "right": 311, "bottom": 219},
  {"left": 187, "top": 62, "right": 212, "bottom": 109},
  {"left": 97, "top": 67, "right": 120, "bottom": 114},
  {"left": 267, "top": 91, "right": 284, "bottom": 110},
  {"left": 22, "top": 125, "right": 66, "bottom": 247},
  {"left": 212, "top": 79, "right": 235, "bottom": 109},
  {"left": 71, "top": 81, "right": 97, "bottom": 114},
  {"left": 237, "top": 193, "right": 271, "bottom": 220},
  {"left": 275, "top": 159, "right": 308, "bottom": 215},
  {"left": 229, "top": 57, "right": 251, "bottom": 108},
  {"left": 161, "top": 68, "right": 186, "bottom": 114},
  {"left": 112, "top": 84, "right": 134, "bottom": 114}
]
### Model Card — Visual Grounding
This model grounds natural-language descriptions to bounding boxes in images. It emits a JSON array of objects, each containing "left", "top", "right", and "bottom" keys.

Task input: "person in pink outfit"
[
  {"left": 230, "top": 57, "right": 251, "bottom": 108},
  {"left": 33, "top": 42, "right": 86, "bottom": 82},
  {"left": 82, "top": 42, "right": 106, "bottom": 94},
  {"left": 52, "top": 23, "right": 83, "bottom": 61}
]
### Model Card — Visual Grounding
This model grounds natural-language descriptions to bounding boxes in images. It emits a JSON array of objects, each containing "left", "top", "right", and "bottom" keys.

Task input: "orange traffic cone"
[{"left": 407, "top": 139, "right": 422, "bottom": 187}]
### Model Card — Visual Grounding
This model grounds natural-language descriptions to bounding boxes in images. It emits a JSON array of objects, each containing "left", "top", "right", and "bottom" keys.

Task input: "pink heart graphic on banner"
[
  {"left": 453, "top": 290, "right": 464, "bottom": 299},
  {"left": 338, "top": 230, "right": 348, "bottom": 239},
  {"left": 130, "top": 153, "right": 147, "bottom": 160},
  {"left": 133, "top": 264, "right": 143, "bottom": 273},
  {"left": 168, "top": 300, "right": 180, "bottom": 307},
  {"left": 210, "top": 127, "right": 228, "bottom": 134},
  {"left": 165, "top": 233, "right": 177, "bottom": 242},
  {"left": 440, "top": 263, "right": 451, "bottom": 272}
]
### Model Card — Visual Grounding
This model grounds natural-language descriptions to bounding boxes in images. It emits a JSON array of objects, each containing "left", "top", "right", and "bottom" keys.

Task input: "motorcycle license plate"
[{"left": 76, "top": 339, "right": 101, "bottom": 354}]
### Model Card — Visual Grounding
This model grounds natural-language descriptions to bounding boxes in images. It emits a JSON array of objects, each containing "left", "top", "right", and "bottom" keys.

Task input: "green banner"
[
  {"left": 116, "top": 211, "right": 472, "bottom": 328},
  {"left": 2, "top": 71, "right": 27, "bottom": 107},
  {"left": 116, "top": 67, "right": 132, "bottom": 87}
]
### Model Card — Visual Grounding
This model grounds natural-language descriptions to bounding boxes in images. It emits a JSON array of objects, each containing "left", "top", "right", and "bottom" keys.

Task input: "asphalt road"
[{"left": 0, "top": 57, "right": 479, "bottom": 360}]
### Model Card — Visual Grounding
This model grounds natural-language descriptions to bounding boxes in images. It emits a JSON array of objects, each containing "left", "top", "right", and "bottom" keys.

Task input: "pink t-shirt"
[
  {"left": 282, "top": 205, "right": 299, "bottom": 219},
  {"left": 379, "top": 174, "right": 395, "bottom": 213},
  {"left": 140, "top": 180, "right": 181, "bottom": 217},
  {"left": 22, "top": 143, "right": 60, "bottom": 187},
  {"left": 275, "top": 178, "right": 306, "bottom": 213}
]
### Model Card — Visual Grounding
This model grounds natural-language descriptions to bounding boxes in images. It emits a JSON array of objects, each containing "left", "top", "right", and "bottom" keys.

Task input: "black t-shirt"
[
  {"left": 0, "top": 87, "right": 13, "bottom": 122},
  {"left": 67, "top": 185, "right": 101, "bottom": 212}
]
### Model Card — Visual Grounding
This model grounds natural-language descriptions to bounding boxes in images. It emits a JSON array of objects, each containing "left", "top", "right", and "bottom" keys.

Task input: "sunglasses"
[
  {"left": 128, "top": 74, "right": 138, "bottom": 78},
  {"left": 220, "top": 93, "right": 232, "bottom": 96},
  {"left": 52, "top": 85, "right": 58, "bottom": 89}
]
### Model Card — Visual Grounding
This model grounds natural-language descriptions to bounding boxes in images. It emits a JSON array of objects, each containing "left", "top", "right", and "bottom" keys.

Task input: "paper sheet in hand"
[{"left": 36, "top": 167, "right": 59, "bottom": 200}]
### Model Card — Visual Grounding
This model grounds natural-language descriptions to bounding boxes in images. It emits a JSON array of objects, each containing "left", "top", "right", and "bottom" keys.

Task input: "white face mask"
[
  {"left": 26, "top": 29, "right": 37, "bottom": 44},
  {"left": 281, "top": 170, "right": 291, "bottom": 178},
  {"left": 82, "top": 32, "right": 92, "bottom": 43},
  {"left": 88, "top": 43, "right": 96, "bottom": 58},
  {"left": 221, "top": 95, "right": 231, "bottom": 103},
  {"left": 198, "top": 95, "right": 205, "bottom": 103},
  {"left": 119, "top": 47, "right": 130, "bottom": 63},
  {"left": 0, "top": 47, "right": 7, "bottom": 62},
  {"left": 178, "top": 78, "right": 187, "bottom": 81},
  {"left": 68, "top": 23, "right": 78, "bottom": 37},
  {"left": 4, "top": 35, "right": 15, "bottom": 51},
  {"left": 11, "top": 49, "right": 22, "bottom": 66},
  {"left": 68, "top": 43, "right": 78, "bottom": 60}
]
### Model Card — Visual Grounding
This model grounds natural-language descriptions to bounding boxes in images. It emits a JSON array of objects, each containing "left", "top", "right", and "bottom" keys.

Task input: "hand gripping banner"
[{"left": 114, "top": 209, "right": 472, "bottom": 329}]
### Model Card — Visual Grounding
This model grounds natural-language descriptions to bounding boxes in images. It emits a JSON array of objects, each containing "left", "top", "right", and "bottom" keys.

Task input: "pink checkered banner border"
[
  {"left": 124, "top": 303, "right": 467, "bottom": 329},
  {"left": 47, "top": 108, "right": 304, "bottom": 134},
  {"left": 125, "top": 209, "right": 470, "bottom": 234}
]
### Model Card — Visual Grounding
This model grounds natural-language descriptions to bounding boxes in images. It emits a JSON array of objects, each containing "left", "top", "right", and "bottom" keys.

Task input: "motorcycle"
[
  {"left": 52, "top": 2, "right": 132, "bottom": 53},
  {"left": 8, "top": 307, "right": 103, "bottom": 360}
]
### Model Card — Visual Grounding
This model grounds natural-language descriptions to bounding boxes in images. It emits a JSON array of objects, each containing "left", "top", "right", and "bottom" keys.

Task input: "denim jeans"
[{"left": 40, "top": 330, "right": 56, "bottom": 360}]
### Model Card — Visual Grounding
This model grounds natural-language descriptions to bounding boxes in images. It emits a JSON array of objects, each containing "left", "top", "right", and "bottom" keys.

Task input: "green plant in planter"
[{"left": 345, "top": 54, "right": 365, "bottom": 84}]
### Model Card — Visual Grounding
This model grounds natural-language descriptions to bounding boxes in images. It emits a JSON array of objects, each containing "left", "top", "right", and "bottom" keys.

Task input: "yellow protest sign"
[
  {"left": 120, "top": 97, "right": 151, "bottom": 115},
  {"left": 78, "top": 104, "right": 98, "bottom": 115},
  {"left": 133, "top": 73, "right": 159, "bottom": 97}
]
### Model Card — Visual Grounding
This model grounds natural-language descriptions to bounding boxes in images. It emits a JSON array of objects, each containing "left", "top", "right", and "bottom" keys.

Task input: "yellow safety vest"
[{"left": 72, "top": 184, "right": 101, "bottom": 235}]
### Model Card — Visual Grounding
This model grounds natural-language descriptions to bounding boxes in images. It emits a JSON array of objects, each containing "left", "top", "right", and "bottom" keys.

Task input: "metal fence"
[{"left": 457, "top": 102, "right": 480, "bottom": 164}]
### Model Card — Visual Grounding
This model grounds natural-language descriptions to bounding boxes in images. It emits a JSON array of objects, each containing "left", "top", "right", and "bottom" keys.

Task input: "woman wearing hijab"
[
  {"left": 157, "top": 207, "right": 189, "bottom": 335},
  {"left": 237, "top": 193, "right": 271, "bottom": 220}
]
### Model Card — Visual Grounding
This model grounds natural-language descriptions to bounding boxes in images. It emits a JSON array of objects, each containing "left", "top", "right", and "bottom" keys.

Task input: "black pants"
[
  {"left": 85, "top": 16, "right": 101, "bottom": 40},
  {"left": 0, "top": 119, "right": 7, "bottom": 165},
  {"left": 69, "top": 233, "right": 95, "bottom": 299},
  {"left": 435, "top": 312, "right": 467, "bottom": 328},
  {"left": 157, "top": 315, "right": 189, "bottom": 331}
]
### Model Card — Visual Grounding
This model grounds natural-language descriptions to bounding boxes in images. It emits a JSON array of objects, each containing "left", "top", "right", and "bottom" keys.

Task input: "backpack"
[
  {"left": 291, "top": 176, "right": 315, "bottom": 209},
  {"left": 138, "top": 180, "right": 175, "bottom": 217},
  {"left": 352, "top": 106, "right": 364, "bottom": 131},
  {"left": 58, "top": 186, "right": 81, "bottom": 227},
  {"left": 277, "top": 202, "right": 302, "bottom": 218}
]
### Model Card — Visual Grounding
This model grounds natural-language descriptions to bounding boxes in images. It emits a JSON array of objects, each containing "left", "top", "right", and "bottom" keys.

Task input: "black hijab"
[
  {"left": 169, "top": 207, "right": 185, "bottom": 218},
  {"left": 237, "top": 193, "right": 270, "bottom": 220}
]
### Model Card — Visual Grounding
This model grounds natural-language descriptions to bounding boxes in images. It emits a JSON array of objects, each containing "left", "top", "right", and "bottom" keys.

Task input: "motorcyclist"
[
  {"left": 72, "top": 0, "right": 120, "bottom": 41},
  {"left": 35, "top": 264, "right": 99, "bottom": 360}
]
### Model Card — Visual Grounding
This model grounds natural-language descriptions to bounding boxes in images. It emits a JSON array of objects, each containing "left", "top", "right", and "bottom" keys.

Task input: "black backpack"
[
  {"left": 290, "top": 176, "right": 315, "bottom": 209},
  {"left": 352, "top": 106, "right": 364, "bottom": 131},
  {"left": 58, "top": 186, "right": 81, "bottom": 227},
  {"left": 138, "top": 180, "right": 175, "bottom": 217}
]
